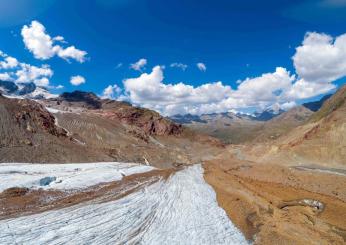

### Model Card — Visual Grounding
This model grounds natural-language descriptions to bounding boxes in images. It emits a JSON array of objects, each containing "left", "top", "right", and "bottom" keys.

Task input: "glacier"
[{"left": 0, "top": 164, "right": 248, "bottom": 245}]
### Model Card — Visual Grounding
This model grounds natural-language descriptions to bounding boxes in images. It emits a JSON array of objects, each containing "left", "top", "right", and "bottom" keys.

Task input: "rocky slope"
[
  {"left": 171, "top": 112, "right": 263, "bottom": 144},
  {"left": 251, "top": 106, "right": 314, "bottom": 142},
  {"left": 303, "top": 94, "right": 332, "bottom": 112},
  {"left": 243, "top": 85, "right": 346, "bottom": 166},
  {"left": 172, "top": 93, "right": 337, "bottom": 144},
  {"left": 0, "top": 92, "right": 223, "bottom": 167}
]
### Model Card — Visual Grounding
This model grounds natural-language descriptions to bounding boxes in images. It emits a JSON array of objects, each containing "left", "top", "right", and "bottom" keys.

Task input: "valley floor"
[
  {"left": 1, "top": 159, "right": 346, "bottom": 244},
  {"left": 204, "top": 153, "right": 346, "bottom": 244}
]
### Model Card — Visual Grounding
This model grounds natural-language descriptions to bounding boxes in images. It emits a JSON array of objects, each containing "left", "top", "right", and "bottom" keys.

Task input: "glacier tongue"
[{"left": 0, "top": 164, "right": 249, "bottom": 245}]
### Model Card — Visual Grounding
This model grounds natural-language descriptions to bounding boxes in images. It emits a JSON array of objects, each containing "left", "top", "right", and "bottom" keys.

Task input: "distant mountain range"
[
  {"left": 169, "top": 92, "right": 335, "bottom": 144},
  {"left": 302, "top": 94, "right": 332, "bottom": 112},
  {"left": 170, "top": 95, "right": 333, "bottom": 126},
  {"left": 170, "top": 108, "right": 285, "bottom": 125}
]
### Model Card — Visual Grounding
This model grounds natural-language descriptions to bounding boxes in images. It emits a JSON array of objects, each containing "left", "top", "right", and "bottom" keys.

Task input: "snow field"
[{"left": 0, "top": 164, "right": 249, "bottom": 245}]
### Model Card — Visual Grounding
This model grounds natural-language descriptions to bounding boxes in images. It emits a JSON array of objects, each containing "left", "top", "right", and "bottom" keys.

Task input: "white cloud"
[
  {"left": 53, "top": 36, "right": 66, "bottom": 43},
  {"left": 56, "top": 46, "right": 87, "bottom": 63},
  {"left": 122, "top": 66, "right": 296, "bottom": 115},
  {"left": 290, "top": 31, "right": 346, "bottom": 98},
  {"left": 232, "top": 67, "right": 295, "bottom": 109},
  {"left": 21, "top": 20, "right": 87, "bottom": 63},
  {"left": 170, "top": 62, "right": 188, "bottom": 71},
  {"left": 0, "top": 56, "right": 19, "bottom": 69},
  {"left": 0, "top": 72, "right": 12, "bottom": 81},
  {"left": 130, "top": 58, "right": 147, "bottom": 71},
  {"left": 196, "top": 62, "right": 206, "bottom": 72},
  {"left": 286, "top": 79, "right": 336, "bottom": 99},
  {"left": 0, "top": 50, "right": 53, "bottom": 87},
  {"left": 70, "top": 75, "right": 85, "bottom": 86},
  {"left": 21, "top": 20, "right": 55, "bottom": 59},
  {"left": 102, "top": 84, "right": 122, "bottom": 99},
  {"left": 15, "top": 63, "right": 53, "bottom": 85},
  {"left": 34, "top": 77, "right": 50, "bottom": 87},
  {"left": 56, "top": 85, "right": 64, "bottom": 89},
  {"left": 293, "top": 32, "right": 346, "bottom": 84},
  {"left": 280, "top": 101, "right": 297, "bottom": 110}
]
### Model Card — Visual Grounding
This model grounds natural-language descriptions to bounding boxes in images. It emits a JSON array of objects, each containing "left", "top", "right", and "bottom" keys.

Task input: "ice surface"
[
  {"left": 0, "top": 162, "right": 155, "bottom": 192},
  {"left": 0, "top": 164, "right": 249, "bottom": 245},
  {"left": 45, "top": 107, "right": 62, "bottom": 114}
]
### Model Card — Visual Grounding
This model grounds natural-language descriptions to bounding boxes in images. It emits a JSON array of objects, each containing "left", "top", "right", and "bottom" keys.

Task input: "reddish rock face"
[
  {"left": 97, "top": 108, "right": 183, "bottom": 136},
  {"left": 12, "top": 99, "right": 67, "bottom": 137}
]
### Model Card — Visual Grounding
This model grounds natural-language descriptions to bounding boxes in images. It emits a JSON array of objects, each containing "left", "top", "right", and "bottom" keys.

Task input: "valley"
[{"left": 0, "top": 85, "right": 345, "bottom": 244}]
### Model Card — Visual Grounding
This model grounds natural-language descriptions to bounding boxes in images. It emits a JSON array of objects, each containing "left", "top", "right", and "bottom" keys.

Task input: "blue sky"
[{"left": 0, "top": 0, "right": 345, "bottom": 115}]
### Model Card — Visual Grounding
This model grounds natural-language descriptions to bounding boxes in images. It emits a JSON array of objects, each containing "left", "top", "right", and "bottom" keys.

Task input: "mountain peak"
[{"left": 58, "top": 91, "right": 101, "bottom": 109}]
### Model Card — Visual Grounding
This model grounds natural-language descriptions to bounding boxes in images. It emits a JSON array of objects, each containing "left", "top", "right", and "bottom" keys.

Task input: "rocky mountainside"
[
  {"left": 244, "top": 85, "right": 346, "bottom": 166},
  {"left": 252, "top": 108, "right": 285, "bottom": 121},
  {"left": 170, "top": 108, "right": 284, "bottom": 125},
  {"left": 302, "top": 94, "right": 332, "bottom": 112},
  {"left": 0, "top": 91, "right": 223, "bottom": 167},
  {"left": 171, "top": 93, "right": 337, "bottom": 144},
  {"left": 175, "top": 112, "right": 262, "bottom": 144},
  {"left": 251, "top": 106, "right": 314, "bottom": 142}
]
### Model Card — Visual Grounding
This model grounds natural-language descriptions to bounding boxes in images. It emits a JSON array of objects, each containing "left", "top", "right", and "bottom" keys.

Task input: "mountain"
[
  {"left": 170, "top": 93, "right": 342, "bottom": 144},
  {"left": 58, "top": 91, "right": 102, "bottom": 109},
  {"left": 252, "top": 108, "right": 285, "bottom": 121},
  {"left": 169, "top": 114, "right": 208, "bottom": 124},
  {"left": 0, "top": 80, "right": 57, "bottom": 99},
  {"left": 0, "top": 80, "right": 18, "bottom": 94},
  {"left": 169, "top": 108, "right": 289, "bottom": 144},
  {"left": 302, "top": 94, "right": 332, "bottom": 112},
  {"left": 170, "top": 108, "right": 284, "bottom": 125},
  {"left": 251, "top": 106, "right": 313, "bottom": 142},
  {"left": 170, "top": 111, "right": 262, "bottom": 144},
  {"left": 0, "top": 91, "right": 223, "bottom": 167},
  {"left": 244, "top": 85, "right": 346, "bottom": 166}
]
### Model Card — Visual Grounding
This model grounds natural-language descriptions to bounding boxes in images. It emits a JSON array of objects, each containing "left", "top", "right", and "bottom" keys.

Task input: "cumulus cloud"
[
  {"left": 70, "top": 75, "right": 85, "bottom": 86},
  {"left": 170, "top": 62, "right": 188, "bottom": 71},
  {"left": 0, "top": 73, "right": 12, "bottom": 81},
  {"left": 130, "top": 58, "right": 147, "bottom": 71},
  {"left": 0, "top": 51, "right": 54, "bottom": 87},
  {"left": 280, "top": 101, "right": 297, "bottom": 110},
  {"left": 53, "top": 36, "right": 66, "bottom": 43},
  {"left": 286, "top": 79, "right": 336, "bottom": 99},
  {"left": 21, "top": 20, "right": 87, "bottom": 63},
  {"left": 0, "top": 56, "right": 19, "bottom": 69},
  {"left": 196, "top": 62, "right": 206, "bottom": 72},
  {"left": 122, "top": 66, "right": 296, "bottom": 115},
  {"left": 15, "top": 63, "right": 53, "bottom": 85},
  {"left": 102, "top": 84, "right": 122, "bottom": 99},
  {"left": 233, "top": 67, "right": 295, "bottom": 109},
  {"left": 291, "top": 31, "right": 346, "bottom": 98}
]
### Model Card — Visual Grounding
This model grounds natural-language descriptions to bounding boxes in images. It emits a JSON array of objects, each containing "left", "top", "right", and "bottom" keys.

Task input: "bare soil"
[{"left": 203, "top": 154, "right": 346, "bottom": 244}]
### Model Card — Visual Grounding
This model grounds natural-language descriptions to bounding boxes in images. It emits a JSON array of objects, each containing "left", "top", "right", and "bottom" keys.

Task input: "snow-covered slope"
[
  {"left": 0, "top": 162, "right": 154, "bottom": 192},
  {"left": 0, "top": 80, "right": 57, "bottom": 99},
  {"left": 0, "top": 165, "right": 248, "bottom": 245}
]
